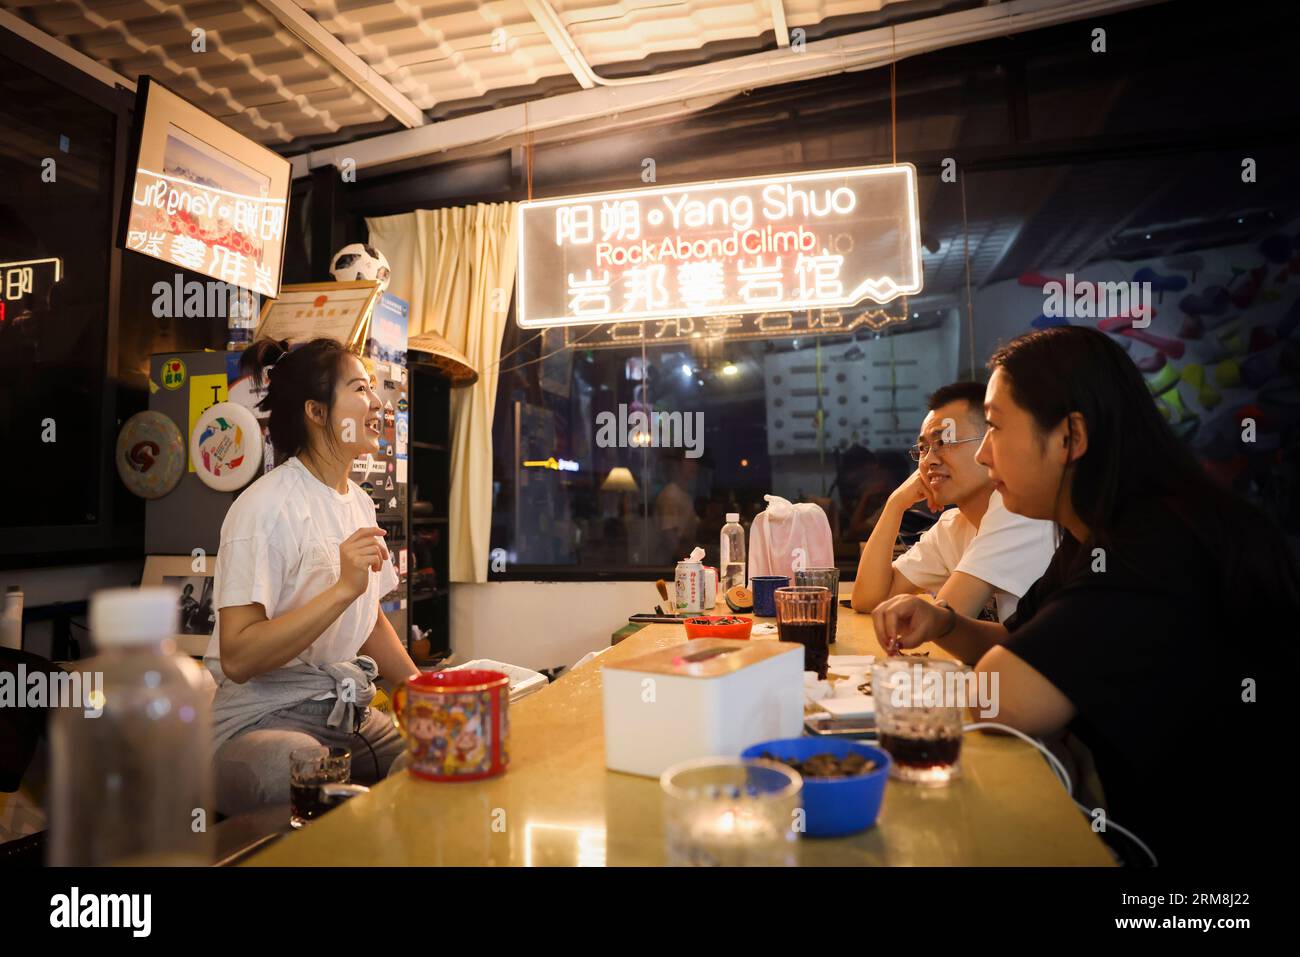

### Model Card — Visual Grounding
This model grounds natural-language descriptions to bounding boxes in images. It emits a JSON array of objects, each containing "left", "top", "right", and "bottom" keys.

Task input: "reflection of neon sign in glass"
[
  {"left": 516, "top": 164, "right": 922, "bottom": 329},
  {"left": 126, "top": 167, "right": 287, "bottom": 296},
  {"left": 0, "top": 257, "right": 63, "bottom": 302},
  {"left": 523, "top": 457, "right": 580, "bottom": 472},
  {"left": 119, "top": 78, "right": 291, "bottom": 298}
]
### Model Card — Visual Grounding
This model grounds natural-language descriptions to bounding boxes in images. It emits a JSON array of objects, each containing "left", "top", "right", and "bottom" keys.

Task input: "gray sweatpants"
[{"left": 215, "top": 697, "right": 405, "bottom": 817}]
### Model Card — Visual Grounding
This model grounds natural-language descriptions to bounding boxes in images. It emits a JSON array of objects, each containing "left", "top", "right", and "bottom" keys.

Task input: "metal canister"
[{"left": 674, "top": 560, "right": 705, "bottom": 615}]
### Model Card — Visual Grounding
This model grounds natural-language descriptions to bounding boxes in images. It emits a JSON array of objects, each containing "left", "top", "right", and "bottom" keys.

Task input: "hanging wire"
[
  {"left": 496, "top": 322, "right": 608, "bottom": 376},
  {"left": 489, "top": 330, "right": 546, "bottom": 370},
  {"left": 960, "top": 174, "right": 976, "bottom": 376},
  {"left": 890, "top": 28, "right": 898, "bottom": 167},
  {"left": 639, "top": 331, "right": 649, "bottom": 549},
  {"left": 525, "top": 108, "right": 534, "bottom": 201}
]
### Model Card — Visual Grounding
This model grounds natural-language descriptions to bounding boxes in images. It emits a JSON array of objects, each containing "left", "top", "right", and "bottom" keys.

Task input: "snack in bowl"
[
  {"left": 758, "top": 751, "right": 878, "bottom": 779},
  {"left": 682, "top": 615, "right": 753, "bottom": 640},
  {"left": 742, "top": 738, "right": 889, "bottom": 837}
]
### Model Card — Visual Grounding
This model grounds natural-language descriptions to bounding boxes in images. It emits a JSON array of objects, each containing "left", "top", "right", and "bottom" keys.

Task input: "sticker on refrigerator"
[
  {"left": 187, "top": 372, "right": 229, "bottom": 472},
  {"left": 396, "top": 411, "right": 408, "bottom": 458},
  {"left": 116, "top": 411, "right": 185, "bottom": 499},
  {"left": 351, "top": 454, "right": 385, "bottom": 478},
  {"left": 161, "top": 357, "right": 187, "bottom": 390},
  {"left": 190, "top": 401, "right": 262, "bottom": 491}
]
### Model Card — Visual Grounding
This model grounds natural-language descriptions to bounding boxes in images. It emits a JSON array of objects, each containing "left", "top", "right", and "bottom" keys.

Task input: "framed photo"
[
  {"left": 142, "top": 555, "right": 218, "bottom": 658},
  {"left": 253, "top": 281, "right": 381, "bottom": 351},
  {"left": 119, "top": 76, "right": 292, "bottom": 298}
]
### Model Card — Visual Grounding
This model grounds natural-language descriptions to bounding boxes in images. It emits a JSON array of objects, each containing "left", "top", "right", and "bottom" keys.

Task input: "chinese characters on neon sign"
[
  {"left": 516, "top": 164, "right": 922, "bottom": 329},
  {"left": 0, "top": 258, "right": 61, "bottom": 302},
  {"left": 0, "top": 258, "right": 63, "bottom": 324},
  {"left": 119, "top": 78, "right": 291, "bottom": 297},
  {"left": 567, "top": 302, "right": 911, "bottom": 349},
  {"left": 125, "top": 170, "right": 286, "bottom": 297}
]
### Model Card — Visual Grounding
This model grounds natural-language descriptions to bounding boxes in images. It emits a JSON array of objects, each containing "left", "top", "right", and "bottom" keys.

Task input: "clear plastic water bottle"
[
  {"left": 49, "top": 587, "right": 214, "bottom": 866},
  {"left": 720, "top": 512, "right": 747, "bottom": 591}
]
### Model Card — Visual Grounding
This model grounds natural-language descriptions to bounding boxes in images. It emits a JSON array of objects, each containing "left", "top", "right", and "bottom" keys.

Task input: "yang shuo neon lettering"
[{"left": 517, "top": 163, "right": 922, "bottom": 329}]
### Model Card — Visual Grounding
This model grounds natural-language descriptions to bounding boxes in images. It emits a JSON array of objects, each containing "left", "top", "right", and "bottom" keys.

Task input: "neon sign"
[
  {"left": 0, "top": 257, "right": 63, "bottom": 302},
  {"left": 516, "top": 164, "right": 922, "bottom": 329},
  {"left": 523, "top": 457, "right": 580, "bottom": 472},
  {"left": 566, "top": 302, "right": 911, "bottom": 349},
  {"left": 0, "top": 258, "right": 63, "bottom": 325}
]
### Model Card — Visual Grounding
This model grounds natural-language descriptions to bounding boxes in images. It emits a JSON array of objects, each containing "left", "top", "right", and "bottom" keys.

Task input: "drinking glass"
[
  {"left": 871, "top": 658, "right": 969, "bottom": 786},
  {"left": 660, "top": 757, "right": 802, "bottom": 866},
  {"left": 795, "top": 567, "right": 841, "bottom": 641},
  {"left": 774, "top": 585, "right": 832, "bottom": 678},
  {"left": 289, "top": 746, "right": 351, "bottom": 828}
]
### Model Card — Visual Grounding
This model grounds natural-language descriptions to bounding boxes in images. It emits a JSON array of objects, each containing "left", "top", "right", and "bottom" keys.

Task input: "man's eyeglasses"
[{"left": 907, "top": 435, "right": 983, "bottom": 462}]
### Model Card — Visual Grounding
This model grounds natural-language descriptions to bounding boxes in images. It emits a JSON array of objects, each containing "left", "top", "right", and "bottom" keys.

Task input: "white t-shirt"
[
  {"left": 204, "top": 456, "right": 399, "bottom": 684},
  {"left": 892, "top": 490, "right": 1056, "bottom": 622}
]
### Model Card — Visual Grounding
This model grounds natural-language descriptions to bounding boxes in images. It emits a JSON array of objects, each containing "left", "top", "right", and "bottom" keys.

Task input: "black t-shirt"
[{"left": 1002, "top": 497, "right": 1296, "bottom": 868}]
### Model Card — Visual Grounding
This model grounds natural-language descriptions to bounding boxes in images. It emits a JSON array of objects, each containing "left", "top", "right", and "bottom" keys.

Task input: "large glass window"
[
  {"left": 0, "top": 47, "right": 116, "bottom": 529},
  {"left": 491, "top": 308, "right": 959, "bottom": 575},
  {"left": 488, "top": 3, "right": 1300, "bottom": 578}
]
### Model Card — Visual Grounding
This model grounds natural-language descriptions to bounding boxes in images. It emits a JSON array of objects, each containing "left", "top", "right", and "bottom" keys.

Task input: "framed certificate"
[{"left": 253, "top": 281, "right": 381, "bottom": 351}]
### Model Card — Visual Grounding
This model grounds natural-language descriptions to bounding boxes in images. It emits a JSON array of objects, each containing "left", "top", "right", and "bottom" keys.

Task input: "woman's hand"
[
  {"left": 338, "top": 527, "right": 389, "bottom": 599},
  {"left": 889, "top": 469, "right": 942, "bottom": 514},
  {"left": 871, "top": 594, "right": 947, "bottom": 655}
]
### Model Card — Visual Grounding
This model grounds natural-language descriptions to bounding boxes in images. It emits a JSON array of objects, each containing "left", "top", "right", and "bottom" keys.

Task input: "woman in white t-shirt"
[{"left": 208, "top": 337, "right": 420, "bottom": 816}]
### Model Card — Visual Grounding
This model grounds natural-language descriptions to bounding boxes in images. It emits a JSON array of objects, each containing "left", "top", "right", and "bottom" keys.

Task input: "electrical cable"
[
  {"left": 496, "top": 321, "right": 609, "bottom": 376},
  {"left": 962, "top": 720, "right": 1158, "bottom": 867}
]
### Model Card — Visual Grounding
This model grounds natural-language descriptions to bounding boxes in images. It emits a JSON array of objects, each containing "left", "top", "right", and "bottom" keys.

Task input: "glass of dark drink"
[
  {"left": 871, "top": 658, "right": 968, "bottom": 786},
  {"left": 795, "top": 568, "right": 841, "bottom": 641},
  {"left": 774, "top": 586, "right": 833, "bottom": 678},
  {"left": 289, "top": 746, "right": 351, "bottom": 828}
]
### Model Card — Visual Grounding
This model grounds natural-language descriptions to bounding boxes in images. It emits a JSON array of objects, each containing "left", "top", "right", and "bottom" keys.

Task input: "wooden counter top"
[{"left": 245, "top": 593, "right": 1114, "bottom": 866}]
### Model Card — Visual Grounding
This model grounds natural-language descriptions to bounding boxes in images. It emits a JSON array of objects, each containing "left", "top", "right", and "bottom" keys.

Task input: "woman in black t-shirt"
[{"left": 871, "top": 326, "right": 1299, "bottom": 866}]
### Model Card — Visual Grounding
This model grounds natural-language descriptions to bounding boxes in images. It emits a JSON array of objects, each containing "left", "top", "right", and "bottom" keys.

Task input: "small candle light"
[{"left": 661, "top": 758, "right": 801, "bottom": 866}]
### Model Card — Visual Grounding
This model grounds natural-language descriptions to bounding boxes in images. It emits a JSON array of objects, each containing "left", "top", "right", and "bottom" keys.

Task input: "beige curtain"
[{"left": 367, "top": 203, "right": 518, "bottom": 583}]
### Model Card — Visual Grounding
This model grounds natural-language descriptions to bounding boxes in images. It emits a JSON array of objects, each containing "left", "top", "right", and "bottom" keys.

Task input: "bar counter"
[{"left": 245, "top": 594, "right": 1114, "bottom": 866}]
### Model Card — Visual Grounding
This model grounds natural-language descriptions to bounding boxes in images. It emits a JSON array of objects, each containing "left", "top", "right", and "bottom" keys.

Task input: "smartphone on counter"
[{"left": 805, "top": 716, "right": 877, "bottom": 738}]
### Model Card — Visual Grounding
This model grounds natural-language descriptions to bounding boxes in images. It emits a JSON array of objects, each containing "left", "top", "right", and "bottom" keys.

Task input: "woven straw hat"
[{"left": 408, "top": 331, "right": 479, "bottom": 386}]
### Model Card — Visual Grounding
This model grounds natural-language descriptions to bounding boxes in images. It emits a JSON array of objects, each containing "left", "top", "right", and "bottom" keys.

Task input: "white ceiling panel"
[{"left": 0, "top": 0, "right": 929, "bottom": 147}]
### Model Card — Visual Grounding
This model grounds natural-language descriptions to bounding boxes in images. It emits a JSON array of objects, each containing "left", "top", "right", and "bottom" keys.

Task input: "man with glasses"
[{"left": 850, "top": 382, "right": 1055, "bottom": 622}]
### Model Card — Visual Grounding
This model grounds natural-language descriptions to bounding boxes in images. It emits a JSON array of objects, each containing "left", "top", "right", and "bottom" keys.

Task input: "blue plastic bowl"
[{"left": 742, "top": 737, "right": 890, "bottom": 838}]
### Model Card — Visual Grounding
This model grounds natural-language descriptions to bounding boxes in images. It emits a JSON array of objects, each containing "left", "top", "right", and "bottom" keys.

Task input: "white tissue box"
[{"left": 601, "top": 638, "right": 805, "bottom": 777}]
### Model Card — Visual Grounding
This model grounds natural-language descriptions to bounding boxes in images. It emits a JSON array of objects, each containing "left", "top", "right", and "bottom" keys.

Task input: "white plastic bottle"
[
  {"left": 49, "top": 587, "right": 214, "bottom": 866},
  {"left": 720, "top": 513, "right": 747, "bottom": 591}
]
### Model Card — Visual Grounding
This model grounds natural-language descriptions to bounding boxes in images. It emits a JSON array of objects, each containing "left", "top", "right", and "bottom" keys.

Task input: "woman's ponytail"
[
  {"left": 239, "top": 336, "right": 291, "bottom": 391},
  {"left": 237, "top": 336, "right": 353, "bottom": 460}
]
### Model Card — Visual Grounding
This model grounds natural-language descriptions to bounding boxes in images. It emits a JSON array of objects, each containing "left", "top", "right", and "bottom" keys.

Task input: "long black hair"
[
  {"left": 239, "top": 337, "right": 354, "bottom": 459},
  {"left": 988, "top": 326, "right": 1300, "bottom": 608}
]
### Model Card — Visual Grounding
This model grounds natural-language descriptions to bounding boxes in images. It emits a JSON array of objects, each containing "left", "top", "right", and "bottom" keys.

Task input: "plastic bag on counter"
[{"left": 748, "top": 494, "right": 834, "bottom": 582}]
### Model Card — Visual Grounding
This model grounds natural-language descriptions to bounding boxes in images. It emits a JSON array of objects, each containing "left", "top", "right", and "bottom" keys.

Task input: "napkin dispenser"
[{"left": 601, "top": 638, "right": 805, "bottom": 777}]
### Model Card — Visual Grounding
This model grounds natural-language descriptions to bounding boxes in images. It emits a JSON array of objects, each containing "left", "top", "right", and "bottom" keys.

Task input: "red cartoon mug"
[{"left": 391, "top": 670, "right": 510, "bottom": 781}]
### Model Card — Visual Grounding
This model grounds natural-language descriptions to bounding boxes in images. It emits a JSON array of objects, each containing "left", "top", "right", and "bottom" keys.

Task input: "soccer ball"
[{"left": 330, "top": 243, "right": 391, "bottom": 294}]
